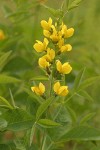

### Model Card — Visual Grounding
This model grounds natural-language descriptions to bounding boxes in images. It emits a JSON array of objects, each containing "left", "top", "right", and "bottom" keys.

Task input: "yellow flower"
[
  {"left": 50, "top": 30, "right": 60, "bottom": 42},
  {"left": 60, "top": 24, "right": 67, "bottom": 36},
  {"left": 43, "top": 30, "right": 51, "bottom": 38},
  {"left": 0, "top": 30, "right": 6, "bottom": 40},
  {"left": 50, "top": 33, "right": 60, "bottom": 42},
  {"left": 56, "top": 60, "right": 72, "bottom": 74},
  {"left": 58, "top": 38, "right": 64, "bottom": 48},
  {"left": 38, "top": 57, "right": 50, "bottom": 68},
  {"left": 31, "top": 82, "right": 45, "bottom": 95},
  {"left": 60, "top": 24, "right": 74, "bottom": 38},
  {"left": 41, "top": 18, "right": 52, "bottom": 31},
  {"left": 58, "top": 39, "right": 72, "bottom": 52},
  {"left": 43, "top": 48, "right": 55, "bottom": 62},
  {"left": 60, "top": 44, "right": 72, "bottom": 52},
  {"left": 53, "top": 81, "right": 69, "bottom": 96},
  {"left": 33, "top": 38, "right": 49, "bottom": 52},
  {"left": 65, "top": 28, "right": 74, "bottom": 38}
]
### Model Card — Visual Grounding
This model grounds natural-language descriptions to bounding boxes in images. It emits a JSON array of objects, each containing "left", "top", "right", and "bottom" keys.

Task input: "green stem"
[
  {"left": 53, "top": 105, "right": 62, "bottom": 120},
  {"left": 67, "top": 0, "right": 70, "bottom": 9},
  {"left": 62, "top": 0, "right": 70, "bottom": 18},
  {"left": 62, "top": 74, "right": 65, "bottom": 84},
  {"left": 64, "top": 93, "right": 76, "bottom": 104},
  {"left": 47, "top": 142, "right": 53, "bottom": 150},
  {"left": 60, "top": 0, "right": 65, "bottom": 10},
  {"left": 41, "top": 134, "right": 47, "bottom": 150},
  {"left": 62, "top": 74, "right": 66, "bottom": 102},
  {"left": 49, "top": 73, "right": 53, "bottom": 97}
]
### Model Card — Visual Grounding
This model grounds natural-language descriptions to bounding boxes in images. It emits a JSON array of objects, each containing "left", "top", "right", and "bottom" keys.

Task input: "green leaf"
[
  {"left": 0, "top": 96, "right": 13, "bottom": 109},
  {"left": 73, "top": 68, "right": 85, "bottom": 92},
  {"left": 30, "top": 123, "right": 36, "bottom": 146},
  {"left": 68, "top": 0, "right": 83, "bottom": 11},
  {"left": 0, "top": 118, "right": 8, "bottom": 131},
  {"left": 54, "top": 105, "right": 72, "bottom": 123},
  {"left": 78, "top": 90, "right": 94, "bottom": 102},
  {"left": 80, "top": 113, "right": 96, "bottom": 125},
  {"left": 0, "top": 74, "right": 21, "bottom": 84},
  {"left": 2, "top": 108, "right": 34, "bottom": 131},
  {"left": 37, "top": 119, "right": 61, "bottom": 128},
  {"left": 47, "top": 105, "right": 72, "bottom": 141},
  {"left": 42, "top": 4, "right": 64, "bottom": 18},
  {"left": 66, "top": 106, "right": 77, "bottom": 123},
  {"left": 61, "top": 126, "right": 100, "bottom": 141},
  {"left": 36, "top": 97, "right": 53, "bottom": 120},
  {"left": 78, "top": 76, "right": 100, "bottom": 90},
  {"left": 0, "top": 51, "right": 12, "bottom": 70},
  {"left": 0, "top": 144, "right": 11, "bottom": 150}
]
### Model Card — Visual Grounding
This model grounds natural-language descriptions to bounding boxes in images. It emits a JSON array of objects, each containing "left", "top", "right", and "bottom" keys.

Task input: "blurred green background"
[{"left": 0, "top": 0, "right": 100, "bottom": 149}]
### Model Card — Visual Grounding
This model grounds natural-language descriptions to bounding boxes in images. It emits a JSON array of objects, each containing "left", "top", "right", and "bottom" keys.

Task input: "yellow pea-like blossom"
[
  {"left": 58, "top": 38, "right": 64, "bottom": 48},
  {"left": 60, "top": 44, "right": 72, "bottom": 52},
  {"left": 65, "top": 28, "right": 74, "bottom": 38},
  {"left": 33, "top": 38, "right": 49, "bottom": 52},
  {"left": 53, "top": 81, "right": 69, "bottom": 96},
  {"left": 0, "top": 29, "right": 6, "bottom": 40},
  {"left": 43, "top": 24, "right": 58, "bottom": 39},
  {"left": 41, "top": 18, "right": 52, "bottom": 31},
  {"left": 31, "top": 82, "right": 45, "bottom": 95},
  {"left": 57, "top": 39, "right": 72, "bottom": 53},
  {"left": 43, "top": 30, "right": 51, "bottom": 38},
  {"left": 56, "top": 60, "right": 72, "bottom": 74},
  {"left": 38, "top": 57, "right": 50, "bottom": 68},
  {"left": 60, "top": 24, "right": 74, "bottom": 38},
  {"left": 50, "top": 33, "right": 60, "bottom": 42},
  {"left": 60, "top": 24, "right": 67, "bottom": 37},
  {"left": 51, "top": 25, "right": 62, "bottom": 42},
  {"left": 43, "top": 48, "right": 55, "bottom": 62}
]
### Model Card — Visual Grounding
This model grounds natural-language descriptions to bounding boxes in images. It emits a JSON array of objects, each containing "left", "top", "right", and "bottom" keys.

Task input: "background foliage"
[{"left": 0, "top": 0, "right": 100, "bottom": 149}]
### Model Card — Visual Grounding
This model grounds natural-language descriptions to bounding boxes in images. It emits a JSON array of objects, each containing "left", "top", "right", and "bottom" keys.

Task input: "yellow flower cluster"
[{"left": 32, "top": 18, "right": 74, "bottom": 97}]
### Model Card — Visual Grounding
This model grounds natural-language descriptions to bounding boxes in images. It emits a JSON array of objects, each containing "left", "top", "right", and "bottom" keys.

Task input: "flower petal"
[
  {"left": 62, "top": 63, "right": 72, "bottom": 74},
  {"left": 43, "top": 30, "right": 51, "bottom": 38},
  {"left": 44, "top": 38, "right": 49, "bottom": 48},
  {"left": 41, "top": 20, "right": 49, "bottom": 30},
  {"left": 38, "top": 57, "right": 50, "bottom": 68},
  {"left": 31, "top": 86, "right": 35, "bottom": 92},
  {"left": 33, "top": 43, "right": 44, "bottom": 52},
  {"left": 59, "top": 86, "right": 69, "bottom": 96},
  {"left": 39, "top": 82, "right": 45, "bottom": 94},
  {"left": 47, "top": 48, "right": 55, "bottom": 60},
  {"left": 48, "top": 17, "right": 52, "bottom": 26},
  {"left": 66, "top": 28, "right": 74, "bottom": 38},
  {"left": 56, "top": 60, "right": 62, "bottom": 73},
  {"left": 53, "top": 82, "right": 60, "bottom": 94}
]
